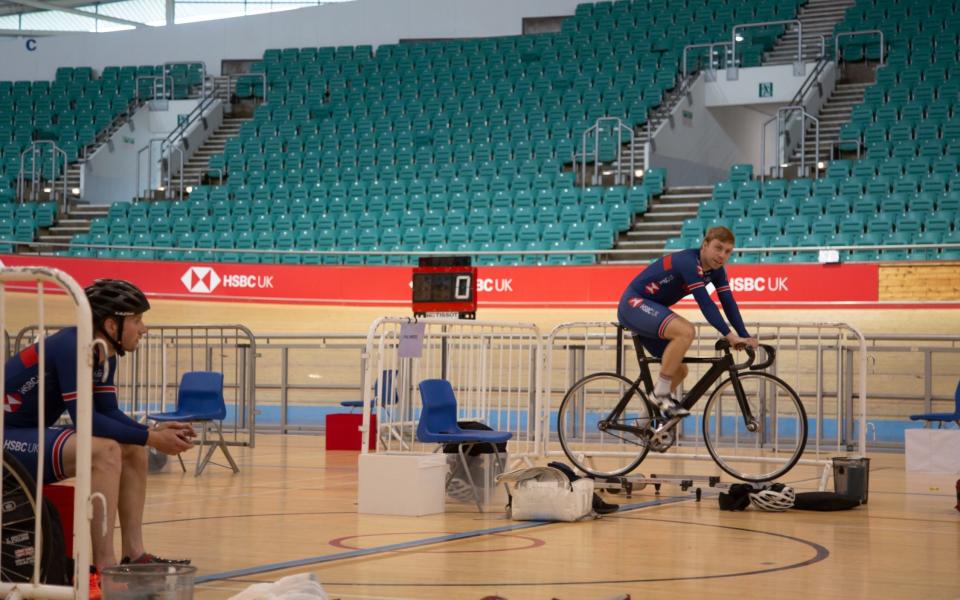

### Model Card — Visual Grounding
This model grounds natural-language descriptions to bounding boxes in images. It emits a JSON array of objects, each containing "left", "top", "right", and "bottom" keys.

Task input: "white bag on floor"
[
  {"left": 497, "top": 466, "right": 595, "bottom": 522},
  {"left": 228, "top": 573, "right": 328, "bottom": 600}
]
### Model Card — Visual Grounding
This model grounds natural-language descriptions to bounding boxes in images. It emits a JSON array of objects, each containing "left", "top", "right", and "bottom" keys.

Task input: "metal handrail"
[
  {"left": 760, "top": 106, "right": 820, "bottom": 180},
  {"left": 681, "top": 41, "right": 733, "bottom": 80},
  {"left": 163, "top": 145, "right": 185, "bottom": 200},
  {"left": 830, "top": 137, "right": 863, "bottom": 160},
  {"left": 205, "top": 166, "right": 225, "bottom": 186},
  {"left": 135, "top": 137, "right": 166, "bottom": 199},
  {"left": 835, "top": 29, "right": 886, "bottom": 66},
  {"left": 135, "top": 74, "right": 174, "bottom": 101},
  {"left": 16, "top": 141, "right": 67, "bottom": 207},
  {"left": 788, "top": 40, "right": 831, "bottom": 109},
  {"left": 578, "top": 117, "right": 635, "bottom": 188},
  {"left": 43, "top": 238, "right": 960, "bottom": 262},
  {"left": 161, "top": 61, "right": 209, "bottom": 100}
]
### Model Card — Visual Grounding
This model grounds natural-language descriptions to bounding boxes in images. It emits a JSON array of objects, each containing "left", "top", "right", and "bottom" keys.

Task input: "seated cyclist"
[
  {"left": 618, "top": 226, "right": 759, "bottom": 418},
  {"left": 3, "top": 279, "right": 194, "bottom": 590}
]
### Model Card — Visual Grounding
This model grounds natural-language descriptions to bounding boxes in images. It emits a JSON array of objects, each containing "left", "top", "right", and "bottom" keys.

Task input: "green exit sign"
[{"left": 759, "top": 82, "right": 774, "bottom": 98}]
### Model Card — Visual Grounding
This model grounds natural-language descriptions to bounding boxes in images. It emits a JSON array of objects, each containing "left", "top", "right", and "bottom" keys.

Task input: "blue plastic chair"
[
  {"left": 417, "top": 379, "right": 512, "bottom": 511},
  {"left": 909, "top": 380, "right": 960, "bottom": 428},
  {"left": 340, "top": 370, "right": 398, "bottom": 411},
  {"left": 148, "top": 371, "right": 240, "bottom": 476}
]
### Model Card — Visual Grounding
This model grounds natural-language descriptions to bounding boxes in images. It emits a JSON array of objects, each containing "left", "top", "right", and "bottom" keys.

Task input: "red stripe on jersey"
[
  {"left": 716, "top": 286, "right": 731, "bottom": 293},
  {"left": 663, "top": 253, "right": 673, "bottom": 270},
  {"left": 62, "top": 391, "right": 77, "bottom": 401},
  {"left": 686, "top": 282, "right": 705, "bottom": 290},
  {"left": 19, "top": 345, "right": 38, "bottom": 368},
  {"left": 94, "top": 386, "right": 117, "bottom": 394}
]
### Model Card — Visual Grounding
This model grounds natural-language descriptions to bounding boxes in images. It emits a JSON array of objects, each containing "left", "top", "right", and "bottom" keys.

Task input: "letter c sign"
[{"left": 25, "top": 39, "right": 37, "bottom": 51}]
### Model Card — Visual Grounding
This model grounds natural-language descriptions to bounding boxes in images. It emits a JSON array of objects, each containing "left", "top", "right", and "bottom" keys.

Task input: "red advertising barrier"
[{"left": 0, "top": 254, "right": 894, "bottom": 308}]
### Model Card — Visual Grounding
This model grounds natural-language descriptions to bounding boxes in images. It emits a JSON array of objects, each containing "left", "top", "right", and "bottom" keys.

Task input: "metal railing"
[
  {"left": 21, "top": 235, "right": 960, "bottom": 264},
  {"left": 681, "top": 41, "right": 734, "bottom": 80},
  {"left": 577, "top": 117, "right": 636, "bottom": 187},
  {"left": 14, "top": 324, "right": 258, "bottom": 449},
  {"left": 359, "top": 318, "right": 543, "bottom": 465},
  {"left": 135, "top": 74, "right": 174, "bottom": 102},
  {"left": 761, "top": 105, "right": 820, "bottom": 180},
  {"left": 17, "top": 141, "right": 68, "bottom": 207},
  {"left": 0, "top": 267, "right": 95, "bottom": 600},
  {"left": 135, "top": 137, "right": 167, "bottom": 200}
]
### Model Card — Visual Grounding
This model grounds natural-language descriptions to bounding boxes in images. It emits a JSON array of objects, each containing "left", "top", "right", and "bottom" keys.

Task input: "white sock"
[{"left": 654, "top": 374, "right": 672, "bottom": 399}]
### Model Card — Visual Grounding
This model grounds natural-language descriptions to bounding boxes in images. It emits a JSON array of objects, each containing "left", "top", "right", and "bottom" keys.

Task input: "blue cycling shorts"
[
  {"left": 617, "top": 295, "right": 678, "bottom": 358},
  {"left": 3, "top": 426, "right": 74, "bottom": 484}
]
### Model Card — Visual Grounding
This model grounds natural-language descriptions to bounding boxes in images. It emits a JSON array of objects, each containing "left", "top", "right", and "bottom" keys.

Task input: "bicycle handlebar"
[{"left": 714, "top": 339, "right": 777, "bottom": 370}]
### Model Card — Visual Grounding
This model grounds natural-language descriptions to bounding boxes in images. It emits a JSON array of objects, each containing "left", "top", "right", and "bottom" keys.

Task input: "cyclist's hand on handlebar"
[{"left": 725, "top": 333, "right": 759, "bottom": 350}]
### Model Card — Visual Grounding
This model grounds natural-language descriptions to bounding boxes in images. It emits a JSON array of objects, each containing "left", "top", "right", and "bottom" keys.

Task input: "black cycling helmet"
[{"left": 85, "top": 279, "right": 150, "bottom": 356}]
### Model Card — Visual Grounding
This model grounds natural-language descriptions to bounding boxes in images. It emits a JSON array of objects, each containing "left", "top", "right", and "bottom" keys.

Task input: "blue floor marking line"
[{"left": 195, "top": 495, "right": 691, "bottom": 584}]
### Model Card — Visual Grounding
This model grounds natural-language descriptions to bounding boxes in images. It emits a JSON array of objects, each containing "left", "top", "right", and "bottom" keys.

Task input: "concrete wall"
[
  {"left": 0, "top": 0, "right": 581, "bottom": 81},
  {"left": 651, "top": 61, "right": 837, "bottom": 185},
  {"left": 84, "top": 98, "right": 220, "bottom": 204}
]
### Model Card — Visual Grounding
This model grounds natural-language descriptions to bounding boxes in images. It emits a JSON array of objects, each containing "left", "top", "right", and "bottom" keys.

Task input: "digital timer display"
[{"left": 412, "top": 272, "right": 474, "bottom": 303}]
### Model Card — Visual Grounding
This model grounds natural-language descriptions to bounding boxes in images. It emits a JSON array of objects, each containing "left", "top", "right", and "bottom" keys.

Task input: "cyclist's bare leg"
[
  {"left": 117, "top": 443, "right": 148, "bottom": 562},
  {"left": 660, "top": 315, "right": 694, "bottom": 380},
  {"left": 62, "top": 435, "right": 124, "bottom": 568},
  {"left": 672, "top": 364, "right": 689, "bottom": 394},
  {"left": 657, "top": 316, "right": 695, "bottom": 417}
]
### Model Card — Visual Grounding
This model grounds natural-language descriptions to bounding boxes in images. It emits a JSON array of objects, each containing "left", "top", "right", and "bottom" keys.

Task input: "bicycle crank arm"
[{"left": 599, "top": 422, "right": 650, "bottom": 437}]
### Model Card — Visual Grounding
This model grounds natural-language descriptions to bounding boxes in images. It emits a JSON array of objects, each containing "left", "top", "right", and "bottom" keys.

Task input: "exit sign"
[{"left": 759, "top": 82, "right": 774, "bottom": 97}]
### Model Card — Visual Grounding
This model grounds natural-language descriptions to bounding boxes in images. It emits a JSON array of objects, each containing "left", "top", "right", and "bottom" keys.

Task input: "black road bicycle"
[{"left": 557, "top": 334, "right": 808, "bottom": 482}]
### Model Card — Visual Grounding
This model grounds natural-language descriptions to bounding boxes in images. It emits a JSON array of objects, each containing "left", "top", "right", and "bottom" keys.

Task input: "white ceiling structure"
[{"left": 0, "top": 0, "right": 347, "bottom": 34}]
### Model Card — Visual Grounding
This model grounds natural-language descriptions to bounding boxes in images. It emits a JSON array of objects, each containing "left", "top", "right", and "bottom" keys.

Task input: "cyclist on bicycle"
[
  {"left": 618, "top": 226, "right": 759, "bottom": 418},
  {"left": 3, "top": 279, "right": 194, "bottom": 583}
]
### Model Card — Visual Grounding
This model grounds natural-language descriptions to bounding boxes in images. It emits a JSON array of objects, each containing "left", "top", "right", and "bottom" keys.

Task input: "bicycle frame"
[{"left": 602, "top": 331, "right": 759, "bottom": 436}]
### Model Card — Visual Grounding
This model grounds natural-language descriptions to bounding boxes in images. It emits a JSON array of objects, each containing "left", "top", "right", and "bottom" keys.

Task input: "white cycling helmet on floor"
[{"left": 749, "top": 483, "right": 796, "bottom": 511}]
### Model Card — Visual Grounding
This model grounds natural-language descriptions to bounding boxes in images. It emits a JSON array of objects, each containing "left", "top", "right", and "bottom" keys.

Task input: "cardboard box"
[{"left": 358, "top": 453, "right": 448, "bottom": 516}]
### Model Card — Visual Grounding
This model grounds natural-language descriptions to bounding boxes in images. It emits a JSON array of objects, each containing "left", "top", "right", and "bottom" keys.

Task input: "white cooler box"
[
  {"left": 358, "top": 452, "right": 448, "bottom": 516},
  {"left": 905, "top": 429, "right": 960, "bottom": 473}
]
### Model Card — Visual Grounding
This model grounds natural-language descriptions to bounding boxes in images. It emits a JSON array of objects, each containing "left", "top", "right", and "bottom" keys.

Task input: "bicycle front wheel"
[
  {"left": 556, "top": 372, "right": 652, "bottom": 477},
  {"left": 702, "top": 372, "right": 808, "bottom": 482}
]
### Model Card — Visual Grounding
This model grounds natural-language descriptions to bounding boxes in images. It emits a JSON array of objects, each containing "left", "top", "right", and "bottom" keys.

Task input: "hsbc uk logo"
[
  {"left": 181, "top": 267, "right": 275, "bottom": 294},
  {"left": 181, "top": 267, "right": 221, "bottom": 293}
]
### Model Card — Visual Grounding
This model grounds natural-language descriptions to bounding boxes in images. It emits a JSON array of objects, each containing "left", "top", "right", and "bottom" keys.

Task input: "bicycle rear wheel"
[
  {"left": 702, "top": 372, "right": 808, "bottom": 482},
  {"left": 556, "top": 372, "right": 652, "bottom": 477},
  {"left": 1, "top": 449, "right": 56, "bottom": 584}
]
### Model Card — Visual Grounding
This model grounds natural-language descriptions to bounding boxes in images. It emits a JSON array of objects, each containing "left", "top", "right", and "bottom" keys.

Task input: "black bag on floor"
[
  {"left": 442, "top": 421, "right": 507, "bottom": 455},
  {"left": 792, "top": 491, "right": 861, "bottom": 511}
]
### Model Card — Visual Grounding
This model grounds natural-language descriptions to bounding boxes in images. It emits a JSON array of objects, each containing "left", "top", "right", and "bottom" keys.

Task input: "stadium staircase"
[
  {"left": 179, "top": 116, "right": 249, "bottom": 189},
  {"left": 608, "top": 185, "right": 712, "bottom": 263},
  {"left": 791, "top": 80, "right": 870, "bottom": 164},
  {"left": 764, "top": 0, "right": 855, "bottom": 64}
]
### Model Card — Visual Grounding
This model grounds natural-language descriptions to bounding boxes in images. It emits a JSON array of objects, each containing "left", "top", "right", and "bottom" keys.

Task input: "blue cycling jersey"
[
  {"left": 621, "top": 248, "right": 749, "bottom": 337},
  {"left": 4, "top": 327, "right": 149, "bottom": 445}
]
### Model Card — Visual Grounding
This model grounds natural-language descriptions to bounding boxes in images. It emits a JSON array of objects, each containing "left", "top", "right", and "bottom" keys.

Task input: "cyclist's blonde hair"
[{"left": 704, "top": 226, "right": 735, "bottom": 245}]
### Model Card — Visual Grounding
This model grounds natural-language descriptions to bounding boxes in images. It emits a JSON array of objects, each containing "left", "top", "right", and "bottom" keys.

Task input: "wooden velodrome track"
[{"left": 3, "top": 293, "right": 960, "bottom": 600}]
